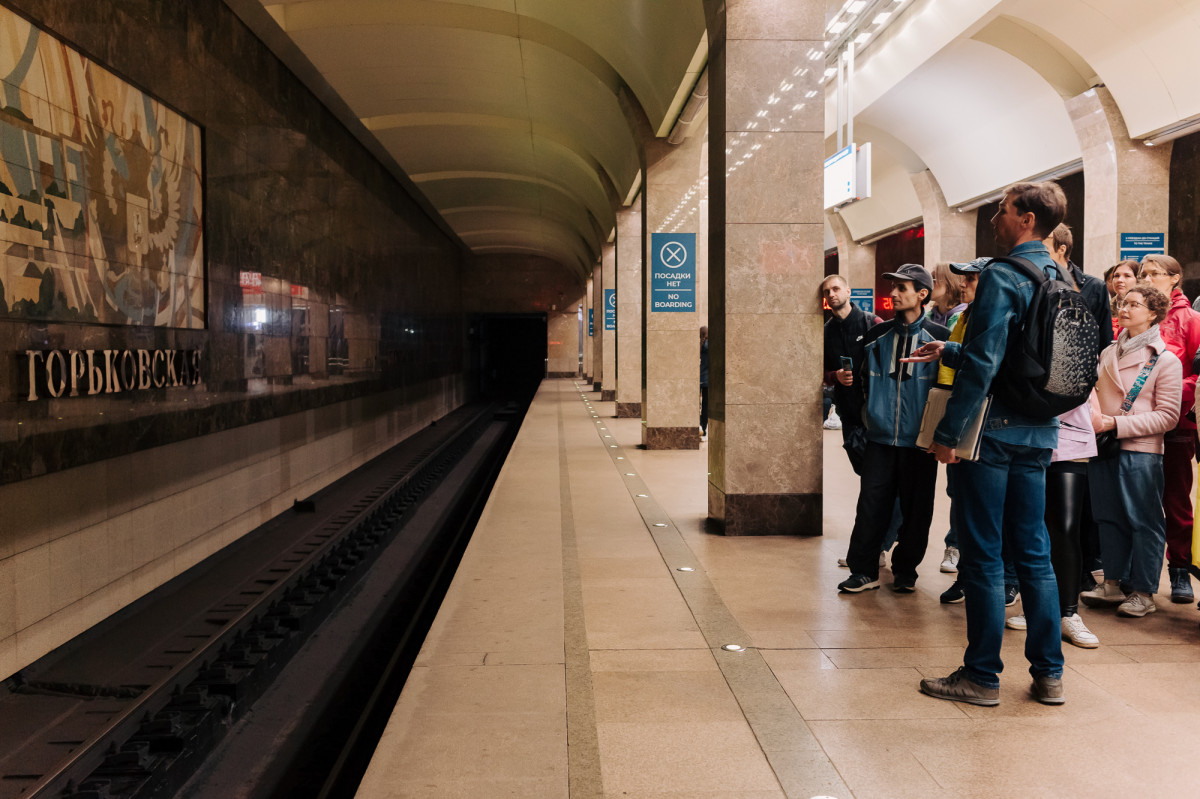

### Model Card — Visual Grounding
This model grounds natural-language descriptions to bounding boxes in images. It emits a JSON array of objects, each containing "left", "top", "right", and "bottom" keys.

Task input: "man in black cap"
[{"left": 838, "top": 264, "right": 949, "bottom": 593}]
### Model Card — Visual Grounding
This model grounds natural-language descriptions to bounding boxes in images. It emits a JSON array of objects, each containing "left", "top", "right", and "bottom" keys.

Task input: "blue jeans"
[
  {"left": 1088, "top": 451, "right": 1166, "bottom": 594},
  {"left": 954, "top": 437, "right": 1063, "bottom": 688}
]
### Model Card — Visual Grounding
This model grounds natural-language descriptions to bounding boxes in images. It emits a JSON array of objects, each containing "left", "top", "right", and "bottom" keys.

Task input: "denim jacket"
[
  {"left": 933, "top": 240, "right": 1060, "bottom": 450},
  {"left": 861, "top": 315, "right": 948, "bottom": 448}
]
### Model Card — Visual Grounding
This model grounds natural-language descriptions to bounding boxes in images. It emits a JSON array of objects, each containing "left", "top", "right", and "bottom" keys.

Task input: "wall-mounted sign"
[
  {"left": 849, "top": 288, "right": 874, "bottom": 315},
  {"left": 22, "top": 348, "right": 202, "bottom": 401},
  {"left": 650, "top": 233, "right": 696, "bottom": 312},
  {"left": 588, "top": 308, "right": 594, "bottom": 336},
  {"left": 604, "top": 289, "right": 616, "bottom": 330},
  {"left": 1119, "top": 233, "right": 1165, "bottom": 262}
]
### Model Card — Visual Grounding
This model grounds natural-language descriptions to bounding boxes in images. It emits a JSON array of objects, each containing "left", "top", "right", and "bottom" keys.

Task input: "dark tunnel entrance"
[{"left": 470, "top": 313, "right": 548, "bottom": 402}]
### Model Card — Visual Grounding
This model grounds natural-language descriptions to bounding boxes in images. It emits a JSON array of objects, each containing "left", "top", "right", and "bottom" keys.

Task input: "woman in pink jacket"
[{"left": 1082, "top": 283, "right": 1182, "bottom": 618}]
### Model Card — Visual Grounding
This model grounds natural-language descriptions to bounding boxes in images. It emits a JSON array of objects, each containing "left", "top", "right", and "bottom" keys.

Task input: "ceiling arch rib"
[
  {"left": 421, "top": 176, "right": 606, "bottom": 252},
  {"left": 378, "top": 125, "right": 619, "bottom": 244}
]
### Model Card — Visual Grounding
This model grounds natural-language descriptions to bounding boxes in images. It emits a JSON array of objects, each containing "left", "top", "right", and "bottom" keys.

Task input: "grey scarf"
[{"left": 1116, "top": 324, "right": 1160, "bottom": 360}]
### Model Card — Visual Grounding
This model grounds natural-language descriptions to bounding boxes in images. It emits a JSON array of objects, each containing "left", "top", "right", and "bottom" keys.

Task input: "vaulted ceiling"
[{"left": 256, "top": 0, "right": 707, "bottom": 281}]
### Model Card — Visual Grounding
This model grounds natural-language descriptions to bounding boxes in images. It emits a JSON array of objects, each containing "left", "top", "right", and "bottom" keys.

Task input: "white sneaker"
[
  {"left": 823, "top": 409, "right": 842, "bottom": 430},
  {"left": 940, "top": 546, "right": 960, "bottom": 573},
  {"left": 1117, "top": 591, "right": 1157, "bottom": 618},
  {"left": 837, "top": 557, "right": 848, "bottom": 568},
  {"left": 879, "top": 551, "right": 888, "bottom": 569},
  {"left": 1005, "top": 614, "right": 1027, "bottom": 631},
  {"left": 1061, "top": 613, "right": 1100, "bottom": 648}
]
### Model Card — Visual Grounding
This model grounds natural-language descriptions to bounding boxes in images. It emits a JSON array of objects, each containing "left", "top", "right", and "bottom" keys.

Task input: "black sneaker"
[
  {"left": 940, "top": 580, "right": 965, "bottom": 604},
  {"left": 893, "top": 578, "right": 916, "bottom": 593},
  {"left": 1170, "top": 567, "right": 1194, "bottom": 603},
  {"left": 838, "top": 574, "right": 880, "bottom": 593},
  {"left": 1004, "top": 585, "right": 1020, "bottom": 607}
]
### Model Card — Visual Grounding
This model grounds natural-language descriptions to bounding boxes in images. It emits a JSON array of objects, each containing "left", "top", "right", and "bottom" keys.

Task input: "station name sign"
[{"left": 22, "top": 348, "right": 202, "bottom": 401}]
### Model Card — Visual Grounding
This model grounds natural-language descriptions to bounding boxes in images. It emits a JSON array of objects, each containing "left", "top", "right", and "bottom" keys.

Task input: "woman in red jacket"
[{"left": 1138, "top": 254, "right": 1200, "bottom": 604}]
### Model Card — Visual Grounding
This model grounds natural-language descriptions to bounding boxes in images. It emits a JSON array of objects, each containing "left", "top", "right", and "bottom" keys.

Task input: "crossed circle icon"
[
  {"left": 660, "top": 241, "right": 688, "bottom": 268},
  {"left": 607, "top": 292, "right": 616, "bottom": 308}
]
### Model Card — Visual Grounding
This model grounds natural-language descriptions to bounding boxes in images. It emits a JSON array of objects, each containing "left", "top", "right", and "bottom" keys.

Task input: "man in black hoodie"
[{"left": 822, "top": 274, "right": 879, "bottom": 474}]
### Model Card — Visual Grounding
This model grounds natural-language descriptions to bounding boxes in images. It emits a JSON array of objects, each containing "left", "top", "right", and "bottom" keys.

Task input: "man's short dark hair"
[
  {"left": 1008, "top": 181, "right": 1067, "bottom": 239},
  {"left": 1048, "top": 223, "right": 1073, "bottom": 260}
]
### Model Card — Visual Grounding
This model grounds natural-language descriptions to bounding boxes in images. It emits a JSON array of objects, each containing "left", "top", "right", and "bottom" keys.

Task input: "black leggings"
[{"left": 1045, "top": 461, "right": 1086, "bottom": 617}]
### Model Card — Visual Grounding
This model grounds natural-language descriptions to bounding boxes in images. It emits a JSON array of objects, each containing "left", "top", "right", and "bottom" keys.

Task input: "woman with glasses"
[
  {"left": 1082, "top": 284, "right": 1182, "bottom": 617},
  {"left": 1136, "top": 255, "right": 1200, "bottom": 604}
]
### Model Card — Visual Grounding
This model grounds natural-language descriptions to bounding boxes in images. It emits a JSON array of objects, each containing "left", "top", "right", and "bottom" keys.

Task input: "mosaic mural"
[{"left": 0, "top": 7, "right": 204, "bottom": 328}]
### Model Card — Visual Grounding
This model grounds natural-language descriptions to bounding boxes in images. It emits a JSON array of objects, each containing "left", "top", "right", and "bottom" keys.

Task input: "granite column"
[
  {"left": 616, "top": 197, "right": 644, "bottom": 418},
  {"left": 705, "top": 0, "right": 825, "bottom": 535}
]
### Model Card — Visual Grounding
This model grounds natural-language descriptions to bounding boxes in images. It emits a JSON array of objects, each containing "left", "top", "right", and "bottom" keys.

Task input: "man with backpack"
[{"left": 905, "top": 182, "right": 1089, "bottom": 707}]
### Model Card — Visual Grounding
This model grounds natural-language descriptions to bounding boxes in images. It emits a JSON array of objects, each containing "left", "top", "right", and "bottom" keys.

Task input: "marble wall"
[
  {"left": 615, "top": 197, "right": 643, "bottom": 416},
  {"left": 0, "top": 0, "right": 467, "bottom": 675}
]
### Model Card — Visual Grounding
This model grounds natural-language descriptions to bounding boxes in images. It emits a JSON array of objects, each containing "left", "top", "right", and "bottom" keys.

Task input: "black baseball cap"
[
  {"left": 881, "top": 263, "right": 933, "bottom": 293},
  {"left": 949, "top": 257, "right": 989, "bottom": 274}
]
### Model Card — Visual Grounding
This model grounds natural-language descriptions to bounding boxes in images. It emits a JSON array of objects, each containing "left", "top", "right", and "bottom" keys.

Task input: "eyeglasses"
[
  {"left": 1120, "top": 299, "right": 1148, "bottom": 311},
  {"left": 1140, "top": 269, "right": 1168, "bottom": 279}
]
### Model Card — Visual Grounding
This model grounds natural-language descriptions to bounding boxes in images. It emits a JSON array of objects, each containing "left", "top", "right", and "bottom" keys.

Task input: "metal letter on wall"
[{"left": 0, "top": 8, "right": 205, "bottom": 328}]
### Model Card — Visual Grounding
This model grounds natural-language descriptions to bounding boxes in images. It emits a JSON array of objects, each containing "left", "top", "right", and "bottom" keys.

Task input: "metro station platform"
[{"left": 356, "top": 379, "right": 1200, "bottom": 799}]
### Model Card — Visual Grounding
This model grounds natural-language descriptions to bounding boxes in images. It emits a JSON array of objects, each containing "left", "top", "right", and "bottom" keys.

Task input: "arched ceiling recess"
[
  {"left": 259, "top": 0, "right": 707, "bottom": 282},
  {"left": 995, "top": 0, "right": 1200, "bottom": 138}
]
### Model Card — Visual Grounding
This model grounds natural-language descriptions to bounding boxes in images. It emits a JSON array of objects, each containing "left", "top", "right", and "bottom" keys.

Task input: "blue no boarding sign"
[
  {"left": 604, "top": 289, "right": 616, "bottom": 330},
  {"left": 650, "top": 233, "right": 696, "bottom": 312}
]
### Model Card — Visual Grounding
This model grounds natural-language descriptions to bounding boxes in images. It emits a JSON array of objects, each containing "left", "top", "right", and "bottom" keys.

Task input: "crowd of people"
[{"left": 822, "top": 180, "right": 1200, "bottom": 706}]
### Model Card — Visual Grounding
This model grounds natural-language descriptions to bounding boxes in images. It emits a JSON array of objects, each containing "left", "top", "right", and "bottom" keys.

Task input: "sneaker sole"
[
  {"left": 1117, "top": 604, "right": 1157, "bottom": 618},
  {"left": 919, "top": 683, "right": 999, "bottom": 706},
  {"left": 892, "top": 584, "right": 915, "bottom": 593},
  {"left": 1031, "top": 690, "right": 1065, "bottom": 706},
  {"left": 1005, "top": 622, "right": 1027, "bottom": 631},
  {"left": 940, "top": 595, "right": 965, "bottom": 605},
  {"left": 1170, "top": 593, "right": 1195, "bottom": 604},
  {"left": 839, "top": 581, "right": 880, "bottom": 593},
  {"left": 1062, "top": 634, "right": 1100, "bottom": 649},
  {"left": 940, "top": 564, "right": 958, "bottom": 574}
]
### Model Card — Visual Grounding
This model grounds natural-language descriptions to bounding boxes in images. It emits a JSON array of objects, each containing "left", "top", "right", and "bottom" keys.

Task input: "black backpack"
[{"left": 989, "top": 255, "right": 1101, "bottom": 418}]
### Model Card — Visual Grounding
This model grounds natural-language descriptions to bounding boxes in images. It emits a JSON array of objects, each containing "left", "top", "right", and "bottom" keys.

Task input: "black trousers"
[
  {"left": 1045, "top": 461, "right": 1086, "bottom": 617},
  {"left": 847, "top": 441, "right": 938, "bottom": 582}
]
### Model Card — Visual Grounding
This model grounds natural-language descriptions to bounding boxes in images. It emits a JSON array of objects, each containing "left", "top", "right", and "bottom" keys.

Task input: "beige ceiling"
[{"left": 258, "top": 0, "right": 707, "bottom": 280}]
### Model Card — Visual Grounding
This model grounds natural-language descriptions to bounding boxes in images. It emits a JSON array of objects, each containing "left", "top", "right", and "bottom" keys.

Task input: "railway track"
[{"left": 0, "top": 399, "right": 524, "bottom": 799}]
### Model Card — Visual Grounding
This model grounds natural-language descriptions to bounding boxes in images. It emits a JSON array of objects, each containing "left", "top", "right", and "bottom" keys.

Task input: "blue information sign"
[
  {"left": 650, "top": 233, "right": 696, "bottom": 312},
  {"left": 849, "top": 288, "right": 874, "bottom": 315},
  {"left": 588, "top": 308, "right": 594, "bottom": 336},
  {"left": 1119, "top": 232, "right": 1165, "bottom": 262},
  {"left": 604, "top": 289, "right": 616, "bottom": 330}
]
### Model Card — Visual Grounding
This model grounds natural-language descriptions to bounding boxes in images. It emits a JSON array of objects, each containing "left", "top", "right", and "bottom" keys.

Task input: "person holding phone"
[{"left": 822, "top": 274, "right": 881, "bottom": 475}]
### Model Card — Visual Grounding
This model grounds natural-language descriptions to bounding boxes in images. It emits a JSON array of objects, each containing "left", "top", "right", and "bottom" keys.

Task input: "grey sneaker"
[
  {"left": 1081, "top": 580, "right": 1126, "bottom": 608},
  {"left": 920, "top": 667, "right": 999, "bottom": 706},
  {"left": 1005, "top": 614, "right": 1027, "bottom": 631},
  {"left": 940, "top": 546, "right": 960, "bottom": 573},
  {"left": 1117, "top": 591, "right": 1157, "bottom": 617},
  {"left": 1031, "top": 674, "right": 1065, "bottom": 705}
]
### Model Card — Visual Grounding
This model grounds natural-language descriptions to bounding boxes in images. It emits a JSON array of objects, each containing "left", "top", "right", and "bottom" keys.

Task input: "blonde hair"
[{"left": 932, "top": 263, "right": 964, "bottom": 307}]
